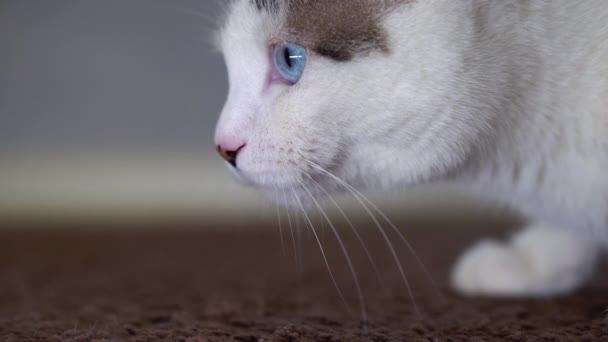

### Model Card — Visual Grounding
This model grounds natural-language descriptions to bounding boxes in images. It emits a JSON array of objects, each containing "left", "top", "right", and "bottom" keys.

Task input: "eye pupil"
[{"left": 284, "top": 47, "right": 292, "bottom": 68}]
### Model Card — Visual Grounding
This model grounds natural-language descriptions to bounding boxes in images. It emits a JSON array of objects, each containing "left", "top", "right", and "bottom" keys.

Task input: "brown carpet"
[{"left": 0, "top": 217, "right": 607, "bottom": 341}]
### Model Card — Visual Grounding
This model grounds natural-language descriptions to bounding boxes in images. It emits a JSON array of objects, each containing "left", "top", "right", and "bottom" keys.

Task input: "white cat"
[{"left": 214, "top": 0, "right": 608, "bottom": 297}]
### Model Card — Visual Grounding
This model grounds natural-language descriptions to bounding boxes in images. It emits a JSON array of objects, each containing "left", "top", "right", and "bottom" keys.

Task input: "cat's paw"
[{"left": 450, "top": 224, "right": 598, "bottom": 297}]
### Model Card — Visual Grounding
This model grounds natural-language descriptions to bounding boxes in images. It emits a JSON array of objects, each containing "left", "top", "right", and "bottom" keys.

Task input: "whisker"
[
  {"left": 302, "top": 159, "right": 422, "bottom": 315},
  {"left": 305, "top": 174, "right": 389, "bottom": 296},
  {"left": 359, "top": 195, "right": 446, "bottom": 304},
  {"left": 289, "top": 186, "right": 353, "bottom": 317},
  {"left": 152, "top": 6, "right": 216, "bottom": 38},
  {"left": 295, "top": 201, "right": 304, "bottom": 274},
  {"left": 177, "top": 8, "right": 217, "bottom": 25},
  {"left": 295, "top": 176, "right": 367, "bottom": 324},
  {"left": 283, "top": 187, "right": 299, "bottom": 270},
  {"left": 168, "top": 0, "right": 223, "bottom": 28},
  {"left": 275, "top": 187, "right": 286, "bottom": 257},
  {"left": 286, "top": 185, "right": 307, "bottom": 307}
]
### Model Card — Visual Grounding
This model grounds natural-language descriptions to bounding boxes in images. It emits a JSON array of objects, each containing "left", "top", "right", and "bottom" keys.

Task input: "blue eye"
[{"left": 273, "top": 43, "right": 307, "bottom": 84}]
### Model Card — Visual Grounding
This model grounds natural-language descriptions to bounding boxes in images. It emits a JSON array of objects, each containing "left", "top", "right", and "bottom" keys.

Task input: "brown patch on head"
[
  {"left": 286, "top": 0, "right": 389, "bottom": 61},
  {"left": 268, "top": 0, "right": 413, "bottom": 61}
]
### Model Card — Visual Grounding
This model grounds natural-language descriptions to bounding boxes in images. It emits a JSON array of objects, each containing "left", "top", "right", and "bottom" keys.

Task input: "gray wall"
[
  {"left": 0, "top": 1, "right": 494, "bottom": 221},
  {"left": 1, "top": 0, "right": 226, "bottom": 151}
]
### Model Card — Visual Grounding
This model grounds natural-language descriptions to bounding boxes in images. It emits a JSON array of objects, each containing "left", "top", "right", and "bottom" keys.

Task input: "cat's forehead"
[{"left": 224, "top": 0, "right": 413, "bottom": 61}]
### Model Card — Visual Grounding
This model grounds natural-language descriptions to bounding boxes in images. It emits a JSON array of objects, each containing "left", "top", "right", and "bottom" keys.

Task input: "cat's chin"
[
  {"left": 225, "top": 159, "right": 347, "bottom": 208},
  {"left": 246, "top": 176, "right": 342, "bottom": 210}
]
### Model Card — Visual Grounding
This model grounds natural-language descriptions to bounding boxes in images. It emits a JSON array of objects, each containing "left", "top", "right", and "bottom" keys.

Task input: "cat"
[{"left": 214, "top": 0, "right": 608, "bottom": 297}]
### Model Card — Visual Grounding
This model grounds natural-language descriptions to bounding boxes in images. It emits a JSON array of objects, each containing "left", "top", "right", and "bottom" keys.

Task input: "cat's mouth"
[{"left": 221, "top": 140, "right": 347, "bottom": 208}]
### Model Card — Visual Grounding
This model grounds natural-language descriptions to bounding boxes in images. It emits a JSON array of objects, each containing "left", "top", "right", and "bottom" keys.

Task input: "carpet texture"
[{"left": 0, "top": 217, "right": 607, "bottom": 341}]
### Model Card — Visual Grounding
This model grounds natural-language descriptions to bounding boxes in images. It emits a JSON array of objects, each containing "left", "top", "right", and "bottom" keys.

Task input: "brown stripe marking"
[{"left": 253, "top": 0, "right": 414, "bottom": 61}]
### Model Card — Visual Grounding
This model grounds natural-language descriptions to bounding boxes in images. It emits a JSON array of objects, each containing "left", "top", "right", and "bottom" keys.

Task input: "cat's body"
[{"left": 215, "top": 0, "right": 608, "bottom": 297}]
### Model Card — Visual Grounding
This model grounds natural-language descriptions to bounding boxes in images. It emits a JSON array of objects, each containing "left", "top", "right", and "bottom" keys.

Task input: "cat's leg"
[{"left": 450, "top": 224, "right": 599, "bottom": 297}]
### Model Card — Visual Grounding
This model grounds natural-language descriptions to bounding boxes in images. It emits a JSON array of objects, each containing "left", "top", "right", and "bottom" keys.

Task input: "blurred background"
[{"left": 0, "top": 0, "right": 504, "bottom": 224}]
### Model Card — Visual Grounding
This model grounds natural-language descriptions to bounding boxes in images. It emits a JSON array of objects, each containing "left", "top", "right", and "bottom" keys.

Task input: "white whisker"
[
  {"left": 275, "top": 188, "right": 286, "bottom": 257},
  {"left": 283, "top": 186, "right": 299, "bottom": 270},
  {"left": 305, "top": 174, "right": 389, "bottom": 296},
  {"left": 303, "top": 159, "right": 423, "bottom": 314},
  {"left": 290, "top": 186, "right": 353, "bottom": 316},
  {"left": 295, "top": 176, "right": 367, "bottom": 323}
]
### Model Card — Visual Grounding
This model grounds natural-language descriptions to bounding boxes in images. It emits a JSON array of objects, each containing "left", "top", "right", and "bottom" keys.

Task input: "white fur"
[{"left": 216, "top": 0, "right": 608, "bottom": 297}]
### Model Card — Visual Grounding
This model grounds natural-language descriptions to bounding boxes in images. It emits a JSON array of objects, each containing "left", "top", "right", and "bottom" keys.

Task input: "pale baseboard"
[{"left": 0, "top": 150, "right": 507, "bottom": 224}]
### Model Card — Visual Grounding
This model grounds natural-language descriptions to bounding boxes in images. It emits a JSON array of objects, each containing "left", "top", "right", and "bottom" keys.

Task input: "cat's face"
[{"left": 215, "top": 0, "right": 494, "bottom": 206}]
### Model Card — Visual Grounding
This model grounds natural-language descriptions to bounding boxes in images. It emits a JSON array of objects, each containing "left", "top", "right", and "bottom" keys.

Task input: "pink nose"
[{"left": 217, "top": 143, "right": 246, "bottom": 168}]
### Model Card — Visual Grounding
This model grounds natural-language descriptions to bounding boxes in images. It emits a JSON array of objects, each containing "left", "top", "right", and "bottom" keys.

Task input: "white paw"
[{"left": 450, "top": 225, "right": 598, "bottom": 297}]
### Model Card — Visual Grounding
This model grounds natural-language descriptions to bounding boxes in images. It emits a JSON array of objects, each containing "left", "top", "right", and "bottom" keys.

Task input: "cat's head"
[{"left": 215, "top": 0, "right": 497, "bottom": 206}]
